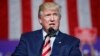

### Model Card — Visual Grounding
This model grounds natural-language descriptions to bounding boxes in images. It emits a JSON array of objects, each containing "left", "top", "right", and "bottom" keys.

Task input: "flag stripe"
[
  {"left": 67, "top": 0, "right": 78, "bottom": 36},
  {"left": 21, "top": 0, "right": 32, "bottom": 33},
  {"left": 77, "top": 0, "right": 92, "bottom": 28},
  {"left": 31, "top": 0, "right": 43, "bottom": 31},
  {"left": 0, "top": 0, "right": 8, "bottom": 39},
  {"left": 0, "top": 0, "right": 100, "bottom": 40},
  {"left": 55, "top": 0, "right": 69, "bottom": 34},
  {"left": 90, "top": 0, "right": 100, "bottom": 36},
  {"left": 44, "top": 0, "right": 54, "bottom": 2},
  {"left": 8, "top": 0, "right": 22, "bottom": 40}
]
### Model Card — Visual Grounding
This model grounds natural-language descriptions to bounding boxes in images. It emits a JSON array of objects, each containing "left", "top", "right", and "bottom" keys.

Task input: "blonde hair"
[{"left": 38, "top": 2, "right": 61, "bottom": 17}]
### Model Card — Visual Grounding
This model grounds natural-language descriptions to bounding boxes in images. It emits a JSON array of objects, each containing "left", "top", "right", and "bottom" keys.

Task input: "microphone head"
[{"left": 47, "top": 27, "right": 57, "bottom": 37}]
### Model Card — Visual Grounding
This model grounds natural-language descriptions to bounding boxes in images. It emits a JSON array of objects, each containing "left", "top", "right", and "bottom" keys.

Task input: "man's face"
[{"left": 39, "top": 9, "right": 61, "bottom": 32}]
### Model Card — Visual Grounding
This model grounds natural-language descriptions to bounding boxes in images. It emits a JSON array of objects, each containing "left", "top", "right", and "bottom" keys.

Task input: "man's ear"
[
  {"left": 59, "top": 15, "right": 61, "bottom": 20},
  {"left": 39, "top": 18, "right": 42, "bottom": 24}
]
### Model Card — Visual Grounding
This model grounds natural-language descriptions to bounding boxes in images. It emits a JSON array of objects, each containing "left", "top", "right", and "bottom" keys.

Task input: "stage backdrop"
[{"left": 0, "top": 0, "right": 100, "bottom": 56}]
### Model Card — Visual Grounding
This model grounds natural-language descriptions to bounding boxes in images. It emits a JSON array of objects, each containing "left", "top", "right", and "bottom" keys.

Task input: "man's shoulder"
[
  {"left": 20, "top": 29, "right": 42, "bottom": 39},
  {"left": 65, "top": 34, "right": 80, "bottom": 42},
  {"left": 22, "top": 29, "right": 41, "bottom": 35},
  {"left": 60, "top": 32, "right": 80, "bottom": 44}
]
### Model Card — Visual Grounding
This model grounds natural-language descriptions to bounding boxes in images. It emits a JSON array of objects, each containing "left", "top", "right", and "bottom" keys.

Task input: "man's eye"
[
  {"left": 45, "top": 14, "right": 51, "bottom": 16},
  {"left": 53, "top": 13, "right": 59, "bottom": 16}
]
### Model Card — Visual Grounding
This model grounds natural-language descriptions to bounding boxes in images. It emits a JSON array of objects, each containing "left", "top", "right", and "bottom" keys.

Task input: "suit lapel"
[
  {"left": 51, "top": 31, "right": 73, "bottom": 56},
  {"left": 35, "top": 29, "right": 44, "bottom": 56},
  {"left": 51, "top": 31, "right": 64, "bottom": 55}
]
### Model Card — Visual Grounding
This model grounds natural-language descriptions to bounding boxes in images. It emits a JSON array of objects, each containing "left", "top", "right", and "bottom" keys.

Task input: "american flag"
[{"left": 0, "top": 0, "right": 100, "bottom": 41}]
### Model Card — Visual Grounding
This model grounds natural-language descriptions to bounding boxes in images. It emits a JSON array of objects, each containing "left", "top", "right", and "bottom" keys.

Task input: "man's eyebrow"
[{"left": 45, "top": 14, "right": 51, "bottom": 16}]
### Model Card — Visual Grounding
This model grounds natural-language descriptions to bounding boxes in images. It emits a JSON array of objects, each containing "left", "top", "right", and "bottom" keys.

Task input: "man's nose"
[{"left": 50, "top": 15, "right": 55, "bottom": 22}]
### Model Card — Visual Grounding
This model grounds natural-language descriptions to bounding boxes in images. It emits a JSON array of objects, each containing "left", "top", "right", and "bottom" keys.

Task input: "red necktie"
[{"left": 42, "top": 36, "right": 51, "bottom": 56}]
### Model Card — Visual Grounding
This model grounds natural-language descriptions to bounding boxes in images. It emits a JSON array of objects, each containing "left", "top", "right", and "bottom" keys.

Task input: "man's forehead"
[{"left": 43, "top": 9, "right": 59, "bottom": 13}]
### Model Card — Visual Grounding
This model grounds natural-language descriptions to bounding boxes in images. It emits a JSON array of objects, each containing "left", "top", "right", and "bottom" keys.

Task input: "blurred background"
[{"left": 0, "top": 0, "right": 100, "bottom": 56}]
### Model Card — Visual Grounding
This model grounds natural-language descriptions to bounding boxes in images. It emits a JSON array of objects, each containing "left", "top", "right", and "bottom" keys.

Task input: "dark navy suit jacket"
[{"left": 12, "top": 29, "right": 81, "bottom": 56}]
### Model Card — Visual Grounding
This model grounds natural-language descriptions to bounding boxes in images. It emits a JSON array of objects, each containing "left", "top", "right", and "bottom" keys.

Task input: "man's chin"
[{"left": 51, "top": 28, "right": 58, "bottom": 31}]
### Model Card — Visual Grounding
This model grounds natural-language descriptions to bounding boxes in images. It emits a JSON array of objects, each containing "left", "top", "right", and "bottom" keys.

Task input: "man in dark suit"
[{"left": 12, "top": 2, "right": 81, "bottom": 56}]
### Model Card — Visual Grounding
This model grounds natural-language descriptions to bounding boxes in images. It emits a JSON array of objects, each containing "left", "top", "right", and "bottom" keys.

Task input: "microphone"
[{"left": 46, "top": 27, "right": 57, "bottom": 37}]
